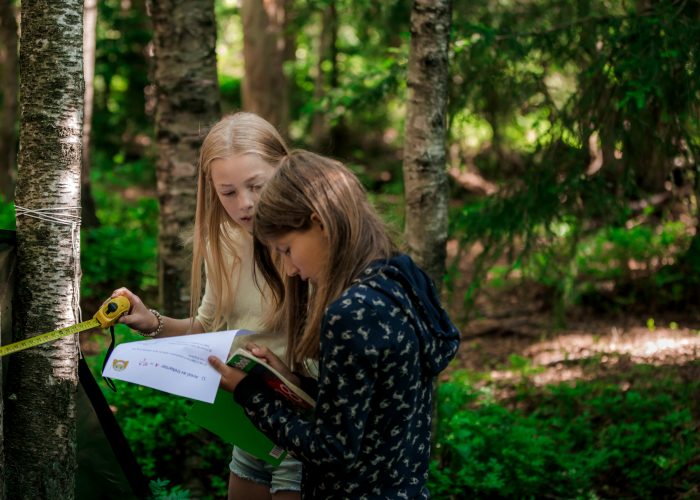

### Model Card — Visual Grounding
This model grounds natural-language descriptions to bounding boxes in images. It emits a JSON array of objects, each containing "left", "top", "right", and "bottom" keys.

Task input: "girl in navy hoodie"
[{"left": 209, "top": 150, "right": 460, "bottom": 499}]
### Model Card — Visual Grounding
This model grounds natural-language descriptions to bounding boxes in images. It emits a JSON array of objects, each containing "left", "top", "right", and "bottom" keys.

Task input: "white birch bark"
[{"left": 5, "top": 0, "right": 84, "bottom": 497}]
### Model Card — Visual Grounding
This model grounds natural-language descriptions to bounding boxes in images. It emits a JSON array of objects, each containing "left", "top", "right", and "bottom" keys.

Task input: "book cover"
[{"left": 187, "top": 348, "right": 315, "bottom": 465}]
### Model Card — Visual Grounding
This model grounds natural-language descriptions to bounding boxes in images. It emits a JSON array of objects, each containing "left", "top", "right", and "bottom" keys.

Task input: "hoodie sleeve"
[{"left": 233, "top": 296, "right": 380, "bottom": 468}]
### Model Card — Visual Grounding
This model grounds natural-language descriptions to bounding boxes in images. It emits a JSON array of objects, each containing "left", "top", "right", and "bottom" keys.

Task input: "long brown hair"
[
  {"left": 253, "top": 150, "right": 396, "bottom": 369},
  {"left": 190, "top": 112, "right": 289, "bottom": 330}
]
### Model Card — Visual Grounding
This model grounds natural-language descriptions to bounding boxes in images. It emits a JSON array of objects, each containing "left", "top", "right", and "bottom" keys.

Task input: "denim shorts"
[{"left": 229, "top": 446, "right": 302, "bottom": 493}]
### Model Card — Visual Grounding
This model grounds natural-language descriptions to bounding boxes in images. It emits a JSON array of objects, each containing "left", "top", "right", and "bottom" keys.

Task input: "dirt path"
[
  {"left": 443, "top": 247, "right": 700, "bottom": 392},
  {"left": 449, "top": 315, "right": 700, "bottom": 383}
]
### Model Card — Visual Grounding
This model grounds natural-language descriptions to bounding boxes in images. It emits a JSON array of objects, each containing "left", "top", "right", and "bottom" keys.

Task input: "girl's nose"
[
  {"left": 283, "top": 256, "right": 298, "bottom": 277},
  {"left": 239, "top": 191, "right": 254, "bottom": 210}
]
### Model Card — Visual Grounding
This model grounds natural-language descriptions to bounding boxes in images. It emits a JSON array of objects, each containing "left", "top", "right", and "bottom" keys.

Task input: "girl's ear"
[{"left": 310, "top": 213, "right": 324, "bottom": 231}]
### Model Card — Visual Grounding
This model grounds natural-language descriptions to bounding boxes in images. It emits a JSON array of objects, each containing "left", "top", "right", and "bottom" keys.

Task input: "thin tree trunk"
[
  {"left": 81, "top": 0, "right": 99, "bottom": 228},
  {"left": 5, "top": 0, "right": 84, "bottom": 497},
  {"left": 402, "top": 0, "right": 452, "bottom": 289},
  {"left": 0, "top": 238, "right": 14, "bottom": 500},
  {"left": 0, "top": 0, "right": 18, "bottom": 201},
  {"left": 241, "top": 0, "right": 289, "bottom": 136},
  {"left": 311, "top": 2, "right": 338, "bottom": 152},
  {"left": 148, "top": 0, "right": 220, "bottom": 318}
]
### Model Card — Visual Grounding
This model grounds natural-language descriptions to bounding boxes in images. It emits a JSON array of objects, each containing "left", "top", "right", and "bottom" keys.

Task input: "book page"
[{"left": 102, "top": 330, "right": 253, "bottom": 403}]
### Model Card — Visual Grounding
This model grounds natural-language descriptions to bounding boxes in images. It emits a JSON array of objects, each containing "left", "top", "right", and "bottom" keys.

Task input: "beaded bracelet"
[{"left": 140, "top": 309, "right": 164, "bottom": 338}]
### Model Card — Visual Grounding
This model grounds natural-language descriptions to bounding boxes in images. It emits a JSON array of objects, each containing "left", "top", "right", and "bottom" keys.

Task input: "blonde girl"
[{"left": 111, "top": 113, "right": 302, "bottom": 500}]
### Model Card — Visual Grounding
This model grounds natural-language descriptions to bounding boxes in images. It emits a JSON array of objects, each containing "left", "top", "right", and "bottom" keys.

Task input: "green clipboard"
[{"left": 187, "top": 389, "right": 287, "bottom": 466}]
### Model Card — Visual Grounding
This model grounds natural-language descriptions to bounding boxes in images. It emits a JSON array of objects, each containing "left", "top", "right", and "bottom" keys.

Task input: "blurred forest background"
[{"left": 1, "top": 0, "right": 700, "bottom": 498}]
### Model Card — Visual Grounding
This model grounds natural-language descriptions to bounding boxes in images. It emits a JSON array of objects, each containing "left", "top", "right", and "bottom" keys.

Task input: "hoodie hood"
[{"left": 359, "top": 254, "right": 461, "bottom": 375}]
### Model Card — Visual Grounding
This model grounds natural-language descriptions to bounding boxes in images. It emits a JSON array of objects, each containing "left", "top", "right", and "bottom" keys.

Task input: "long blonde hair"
[
  {"left": 190, "top": 112, "right": 289, "bottom": 330},
  {"left": 253, "top": 150, "right": 396, "bottom": 369}
]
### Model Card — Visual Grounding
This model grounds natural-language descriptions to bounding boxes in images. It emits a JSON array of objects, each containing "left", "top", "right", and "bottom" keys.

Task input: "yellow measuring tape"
[{"left": 0, "top": 296, "right": 130, "bottom": 357}]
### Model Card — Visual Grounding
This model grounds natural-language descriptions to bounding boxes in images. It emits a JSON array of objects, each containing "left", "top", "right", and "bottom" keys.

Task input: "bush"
[
  {"left": 0, "top": 198, "right": 15, "bottom": 230},
  {"left": 429, "top": 369, "right": 700, "bottom": 498},
  {"left": 81, "top": 185, "right": 158, "bottom": 302}
]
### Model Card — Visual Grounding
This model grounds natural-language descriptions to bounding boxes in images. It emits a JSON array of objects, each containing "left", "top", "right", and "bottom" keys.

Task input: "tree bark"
[
  {"left": 402, "top": 0, "right": 452, "bottom": 289},
  {"left": 5, "top": 0, "right": 84, "bottom": 497},
  {"left": 148, "top": 0, "right": 220, "bottom": 318},
  {"left": 241, "top": 0, "right": 289, "bottom": 136},
  {"left": 0, "top": 0, "right": 18, "bottom": 201},
  {"left": 311, "top": 2, "right": 338, "bottom": 152},
  {"left": 0, "top": 236, "right": 15, "bottom": 500},
  {"left": 80, "top": 0, "right": 99, "bottom": 228}
]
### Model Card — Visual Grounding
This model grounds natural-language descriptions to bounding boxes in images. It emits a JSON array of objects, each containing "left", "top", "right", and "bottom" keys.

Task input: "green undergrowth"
[
  {"left": 429, "top": 365, "right": 700, "bottom": 499},
  {"left": 85, "top": 326, "right": 229, "bottom": 499},
  {"left": 88, "top": 327, "right": 700, "bottom": 499}
]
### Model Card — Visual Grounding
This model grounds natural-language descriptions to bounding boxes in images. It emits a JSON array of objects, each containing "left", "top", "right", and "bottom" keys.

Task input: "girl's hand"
[
  {"left": 208, "top": 356, "right": 247, "bottom": 392},
  {"left": 110, "top": 287, "right": 158, "bottom": 333},
  {"left": 245, "top": 343, "right": 300, "bottom": 387}
]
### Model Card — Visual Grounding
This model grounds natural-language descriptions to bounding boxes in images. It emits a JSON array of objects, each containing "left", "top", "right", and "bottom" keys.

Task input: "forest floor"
[{"left": 443, "top": 242, "right": 700, "bottom": 400}]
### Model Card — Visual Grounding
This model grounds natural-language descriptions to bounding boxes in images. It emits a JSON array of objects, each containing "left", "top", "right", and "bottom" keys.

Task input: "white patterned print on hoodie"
[{"left": 233, "top": 254, "right": 460, "bottom": 499}]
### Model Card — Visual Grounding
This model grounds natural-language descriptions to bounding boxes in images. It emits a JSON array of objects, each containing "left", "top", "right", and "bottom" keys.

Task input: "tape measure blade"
[{"left": 0, "top": 318, "right": 100, "bottom": 357}]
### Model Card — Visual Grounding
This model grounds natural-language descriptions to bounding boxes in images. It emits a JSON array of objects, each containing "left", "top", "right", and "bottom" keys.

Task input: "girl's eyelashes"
[{"left": 220, "top": 185, "right": 262, "bottom": 197}]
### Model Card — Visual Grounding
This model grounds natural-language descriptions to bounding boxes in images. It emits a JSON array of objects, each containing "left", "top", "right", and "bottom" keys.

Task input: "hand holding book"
[
  {"left": 245, "top": 344, "right": 300, "bottom": 388},
  {"left": 208, "top": 342, "right": 301, "bottom": 394},
  {"left": 207, "top": 353, "right": 248, "bottom": 393},
  {"left": 209, "top": 346, "right": 314, "bottom": 411}
]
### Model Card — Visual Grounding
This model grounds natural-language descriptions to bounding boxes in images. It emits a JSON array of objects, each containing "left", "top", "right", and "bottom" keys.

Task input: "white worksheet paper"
[{"left": 102, "top": 330, "right": 253, "bottom": 403}]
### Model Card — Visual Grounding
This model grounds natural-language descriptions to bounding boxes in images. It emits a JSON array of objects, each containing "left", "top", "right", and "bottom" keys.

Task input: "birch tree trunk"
[
  {"left": 148, "top": 0, "right": 220, "bottom": 317},
  {"left": 241, "top": 0, "right": 289, "bottom": 136},
  {"left": 402, "top": 0, "right": 452, "bottom": 289},
  {"left": 5, "top": 0, "right": 84, "bottom": 497},
  {"left": 0, "top": 0, "right": 18, "bottom": 201}
]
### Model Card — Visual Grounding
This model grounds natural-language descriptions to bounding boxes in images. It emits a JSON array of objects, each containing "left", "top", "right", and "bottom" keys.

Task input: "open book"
[{"left": 188, "top": 348, "right": 315, "bottom": 465}]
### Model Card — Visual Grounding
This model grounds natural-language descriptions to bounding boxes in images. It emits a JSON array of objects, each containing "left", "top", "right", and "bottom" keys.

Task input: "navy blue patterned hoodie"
[{"left": 234, "top": 254, "right": 460, "bottom": 499}]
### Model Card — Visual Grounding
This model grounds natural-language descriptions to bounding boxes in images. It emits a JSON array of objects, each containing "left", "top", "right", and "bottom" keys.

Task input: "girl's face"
[
  {"left": 272, "top": 218, "right": 329, "bottom": 285},
  {"left": 210, "top": 154, "right": 275, "bottom": 232}
]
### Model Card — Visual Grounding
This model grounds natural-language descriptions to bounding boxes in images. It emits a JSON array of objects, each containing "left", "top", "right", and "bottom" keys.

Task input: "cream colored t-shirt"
[{"left": 195, "top": 227, "right": 287, "bottom": 358}]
